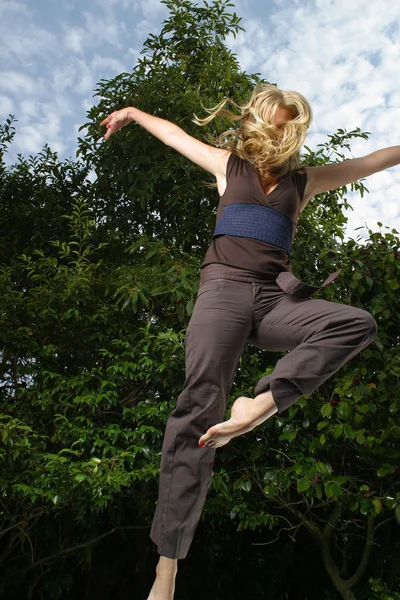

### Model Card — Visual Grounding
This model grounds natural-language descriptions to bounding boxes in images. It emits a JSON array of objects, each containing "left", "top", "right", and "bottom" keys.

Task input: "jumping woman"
[{"left": 100, "top": 84, "right": 400, "bottom": 600}]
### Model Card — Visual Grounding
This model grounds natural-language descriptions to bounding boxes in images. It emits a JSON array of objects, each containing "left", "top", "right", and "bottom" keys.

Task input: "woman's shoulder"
[
  {"left": 225, "top": 151, "right": 251, "bottom": 176},
  {"left": 289, "top": 166, "right": 308, "bottom": 198}
]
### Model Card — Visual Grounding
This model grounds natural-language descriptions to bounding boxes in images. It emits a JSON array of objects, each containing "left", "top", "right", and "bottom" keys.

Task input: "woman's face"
[{"left": 271, "top": 106, "right": 295, "bottom": 128}]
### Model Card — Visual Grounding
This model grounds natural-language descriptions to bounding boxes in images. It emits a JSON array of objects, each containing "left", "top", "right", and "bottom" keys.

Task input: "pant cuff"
[
  {"left": 150, "top": 520, "right": 195, "bottom": 560},
  {"left": 254, "top": 375, "right": 302, "bottom": 413}
]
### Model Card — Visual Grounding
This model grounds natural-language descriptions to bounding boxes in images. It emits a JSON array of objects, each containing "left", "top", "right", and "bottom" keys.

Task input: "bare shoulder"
[{"left": 166, "top": 130, "right": 231, "bottom": 178}]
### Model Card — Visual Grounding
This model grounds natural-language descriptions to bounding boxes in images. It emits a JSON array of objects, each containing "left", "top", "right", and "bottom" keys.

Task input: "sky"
[{"left": 1, "top": 0, "right": 399, "bottom": 241}]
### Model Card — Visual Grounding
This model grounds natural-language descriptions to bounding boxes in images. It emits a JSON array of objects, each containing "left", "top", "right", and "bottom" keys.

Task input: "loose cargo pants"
[{"left": 150, "top": 265, "right": 377, "bottom": 559}]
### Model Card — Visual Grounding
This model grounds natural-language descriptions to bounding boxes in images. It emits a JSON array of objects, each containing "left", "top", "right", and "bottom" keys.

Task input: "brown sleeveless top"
[{"left": 201, "top": 153, "right": 307, "bottom": 280}]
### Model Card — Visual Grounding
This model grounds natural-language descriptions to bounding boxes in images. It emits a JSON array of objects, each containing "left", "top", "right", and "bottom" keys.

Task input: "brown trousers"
[{"left": 150, "top": 265, "right": 377, "bottom": 559}]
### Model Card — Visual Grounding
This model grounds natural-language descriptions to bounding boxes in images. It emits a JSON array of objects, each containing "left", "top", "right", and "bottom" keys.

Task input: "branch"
[
  {"left": 283, "top": 501, "right": 323, "bottom": 543},
  {"left": 346, "top": 515, "right": 375, "bottom": 589},
  {"left": 17, "top": 526, "right": 34, "bottom": 564},
  {"left": 374, "top": 516, "right": 394, "bottom": 532},
  {"left": 0, "top": 511, "right": 44, "bottom": 539},
  {"left": 251, "top": 476, "right": 322, "bottom": 544},
  {"left": 0, "top": 520, "right": 31, "bottom": 539},
  {"left": 0, "top": 529, "right": 20, "bottom": 566},
  {"left": 252, "top": 522, "right": 303, "bottom": 546},
  {"left": 323, "top": 502, "right": 342, "bottom": 543},
  {"left": 11, "top": 354, "right": 19, "bottom": 394},
  {"left": 21, "top": 524, "right": 148, "bottom": 573},
  {"left": 268, "top": 448, "right": 296, "bottom": 463}
]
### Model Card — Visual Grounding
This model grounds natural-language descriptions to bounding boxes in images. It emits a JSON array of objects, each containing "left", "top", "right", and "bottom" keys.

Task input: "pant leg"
[
  {"left": 249, "top": 288, "right": 377, "bottom": 413},
  {"left": 150, "top": 280, "right": 253, "bottom": 559}
]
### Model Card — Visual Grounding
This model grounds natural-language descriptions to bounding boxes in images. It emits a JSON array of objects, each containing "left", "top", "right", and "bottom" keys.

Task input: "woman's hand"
[{"left": 100, "top": 108, "right": 133, "bottom": 140}]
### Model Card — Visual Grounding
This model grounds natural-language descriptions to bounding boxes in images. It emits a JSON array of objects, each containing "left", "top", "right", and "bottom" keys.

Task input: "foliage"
[{"left": 368, "top": 579, "right": 400, "bottom": 600}]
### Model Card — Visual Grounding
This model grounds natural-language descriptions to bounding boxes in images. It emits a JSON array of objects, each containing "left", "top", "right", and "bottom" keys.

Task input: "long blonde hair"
[{"left": 194, "top": 84, "right": 312, "bottom": 191}]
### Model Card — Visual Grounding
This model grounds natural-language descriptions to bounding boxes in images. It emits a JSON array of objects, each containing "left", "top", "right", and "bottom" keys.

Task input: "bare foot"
[
  {"left": 147, "top": 556, "right": 178, "bottom": 600},
  {"left": 198, "top": 391, "right": 278, "bottom": 449}
]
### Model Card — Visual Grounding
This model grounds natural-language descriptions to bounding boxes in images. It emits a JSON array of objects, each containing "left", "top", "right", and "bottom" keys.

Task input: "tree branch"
[
  {"left": 346, "top": 515, "right": 375, "bottom": 589},
  {"left": 17, "top": 526, "right": 35, "bottom": 564},
  {"left": 323, "top": 502, "right": 342, "bottom": 543},
  {"left": 252, "top": 475, "right": 323, "bottom": 544},
  {"left": 22, "top": 524, "right": 148, "bottom": 573},
  {"left": 0, "top": 510, "right": 44, "bottom": 539},
  {"left": 252, "top": 522, "right": 303, "bottom": 546}
]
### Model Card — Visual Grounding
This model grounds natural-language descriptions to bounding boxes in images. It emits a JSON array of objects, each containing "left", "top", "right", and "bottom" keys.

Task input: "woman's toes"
[{"left": 199, "top": 426, "right": 217, "bottom": 447}]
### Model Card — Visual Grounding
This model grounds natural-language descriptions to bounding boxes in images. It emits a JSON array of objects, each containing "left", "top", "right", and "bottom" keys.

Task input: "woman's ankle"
[{"left": 156, "top": 556, "right": 178, "bottom": 577}]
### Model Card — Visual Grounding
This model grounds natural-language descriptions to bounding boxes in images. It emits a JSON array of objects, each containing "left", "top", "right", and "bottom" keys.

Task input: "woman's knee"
[{"left": 353, "top": 308, "right": 378, "bottom": 345}]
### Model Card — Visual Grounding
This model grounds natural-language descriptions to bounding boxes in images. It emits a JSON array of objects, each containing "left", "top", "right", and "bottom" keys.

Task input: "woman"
[{"left": 101, "top": 84, "right": 399, "bottom": 600}]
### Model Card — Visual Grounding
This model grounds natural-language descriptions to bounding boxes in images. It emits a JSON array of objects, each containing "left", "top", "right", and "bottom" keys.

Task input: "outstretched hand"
[{"left": 100, "top": 108, "right": 133, "bottom": 140}]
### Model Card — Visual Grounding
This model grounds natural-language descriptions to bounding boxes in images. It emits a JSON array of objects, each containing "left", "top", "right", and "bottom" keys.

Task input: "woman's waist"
[{"left": 200, "top": 263, "right": 289, "bottom": 285}]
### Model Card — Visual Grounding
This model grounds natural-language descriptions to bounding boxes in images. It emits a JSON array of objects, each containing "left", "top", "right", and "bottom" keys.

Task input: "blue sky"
[{"left": 1, "top": 0, "right": 400, "bottom": 240}]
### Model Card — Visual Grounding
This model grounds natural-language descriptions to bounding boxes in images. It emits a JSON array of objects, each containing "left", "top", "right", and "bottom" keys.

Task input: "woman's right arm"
[{"left": 100, "top": 106, "right": 230, "bottom": 180}]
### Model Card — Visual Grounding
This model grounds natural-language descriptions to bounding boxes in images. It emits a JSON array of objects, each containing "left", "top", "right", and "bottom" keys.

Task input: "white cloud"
[
  {"left": 0, "top": 71, "right": 40, "bottom": 96},
  {"left": 0, "top": 95, "right": 14, "bottom": 115},
  {"left": 91, "top": 54, "right": 127, "bottom": 75},
  {"left": 137, "top": 0, "right": 167, "bottom": 20},
  {"left": 65, "top": 27, "right": 86, "bottom": 54},
  {"left": 19, "top": 99, "right": 42, "bottom": 118},
  {"left": 2, "top": 25, "right": 55, "bottom": 63},
  {"left": 0, "top": 0, "right": 30, "bottom": 14},
  {"left": 15, "top": 124, "right": 46, "bottom": 154},
  {"left": 225, "top": 0, "right": 400, "bottom": 238}
]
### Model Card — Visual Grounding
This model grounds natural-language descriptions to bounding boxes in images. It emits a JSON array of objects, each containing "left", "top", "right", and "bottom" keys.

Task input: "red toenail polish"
[{"left": 199, "top": 441, "right": 205, "bottom": 447}]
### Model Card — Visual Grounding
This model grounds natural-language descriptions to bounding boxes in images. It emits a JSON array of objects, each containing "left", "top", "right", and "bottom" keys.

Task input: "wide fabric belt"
[
  {"left": 213, "top": 203, "right": 293, "bottom": 255},
  {"left": 211, "top": 203, "right": 342, "bottom": 298}
]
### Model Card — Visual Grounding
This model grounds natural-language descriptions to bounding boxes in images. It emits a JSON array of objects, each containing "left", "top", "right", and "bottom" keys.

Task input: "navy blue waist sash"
[
  {"left": 213, "top": 203, "right": 293, "bottom": 254},
  {"left": 211, "top": 203, "right": 342, "bottom": 298}
]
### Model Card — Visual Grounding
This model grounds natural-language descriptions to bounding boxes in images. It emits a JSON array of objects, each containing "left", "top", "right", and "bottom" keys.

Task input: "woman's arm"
[
  {"left": 300, "top": 146, "right": 400, "bottom": 212},
  {"left": 100, "top": 106, "right": 230, "bottom": 179}
]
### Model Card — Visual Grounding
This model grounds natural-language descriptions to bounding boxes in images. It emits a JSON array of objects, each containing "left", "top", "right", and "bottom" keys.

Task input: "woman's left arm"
[{"left": 300, "top": 145, "right": 400, "bottom": 212}]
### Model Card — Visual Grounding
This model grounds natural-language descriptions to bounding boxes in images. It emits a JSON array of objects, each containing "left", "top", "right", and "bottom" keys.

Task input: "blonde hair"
[{"left": 194, "top": 84, "right": 312, "bottom": 191}]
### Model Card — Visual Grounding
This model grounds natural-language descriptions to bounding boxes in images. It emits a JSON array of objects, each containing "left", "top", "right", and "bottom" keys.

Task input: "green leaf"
[
  {"left": 321, "top": 403, "right": 333, "bottom": 418},
  {"left": 74, "top": 474, "right": 87, "bottom": 483},
  {"left": 356, "top": 430, "right": 366, "bottom": 444},
  {"left": 377, "top": 464, "right": 395, "bottom": 477},
  {"left": 343, "top": 424, "right": 356, "bottom": 439},
  {"left": 333, "top": 424, "right": 343, "bottom": 439},
  {"left": 325, "top": 482, "right": 341, "bottom": 498},
  {"left": 338, "top": 402, "right": 352, "bottom": 420},
  {"left": 372, "top": 499, "right": 382, "bottom": 514},
  {"left": 241, "top": 479, "right": 252, "bottom": 492},
  {"left": 297, "top": 478, "right": 310, "bottom": 493},
  {"left": 186, "top": 299, "right": 194, "bottom": 315},
  {"left": 315, "top": 462, "right": 328, "bottom": 475}
]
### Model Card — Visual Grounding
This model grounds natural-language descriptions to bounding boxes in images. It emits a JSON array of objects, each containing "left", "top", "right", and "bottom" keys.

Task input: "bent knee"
[{"left": 357, "top": 309, "right": 378, "bottom": 345}]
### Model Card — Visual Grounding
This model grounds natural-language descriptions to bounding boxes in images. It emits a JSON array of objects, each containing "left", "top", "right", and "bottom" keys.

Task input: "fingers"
[
  {"left": 99, "top": 115, "right": 112, "bottom": 126},
  {"left": 102, "top": 122, "right": 113, "bottom": 140}
]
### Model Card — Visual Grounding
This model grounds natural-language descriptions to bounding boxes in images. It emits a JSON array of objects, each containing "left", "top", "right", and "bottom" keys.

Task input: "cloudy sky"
[{"left": 1, "top": 0, "right": 399, "bottom": 240}]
